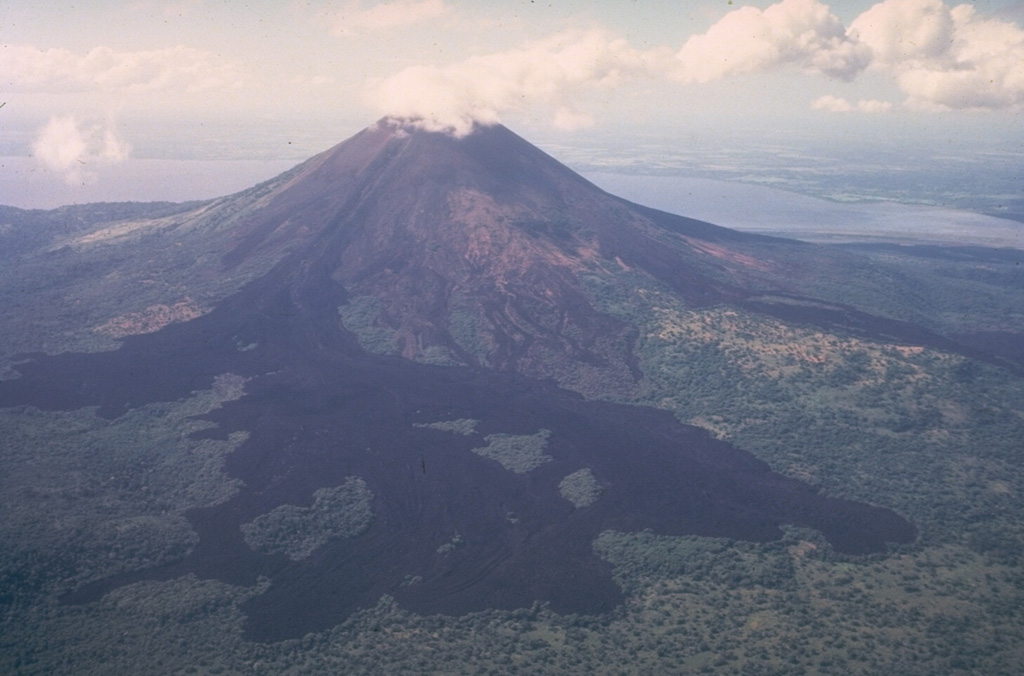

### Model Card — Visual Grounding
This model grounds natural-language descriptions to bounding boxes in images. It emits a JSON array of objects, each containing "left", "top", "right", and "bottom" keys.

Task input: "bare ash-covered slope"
[
  {"left": 207, "top": 118, "right": 1008, "bottom": 388},
  {"left": 0, "top": 119, "right": 919, "bottom": 642},
  {"left": 212, "top": 118, "right": 794, "bottom": 394}
]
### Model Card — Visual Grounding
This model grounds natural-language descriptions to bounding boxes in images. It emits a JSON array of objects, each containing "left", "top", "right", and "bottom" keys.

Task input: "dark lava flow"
[{"left": 2, "top": 247, "right": 918, "bottom": 643}]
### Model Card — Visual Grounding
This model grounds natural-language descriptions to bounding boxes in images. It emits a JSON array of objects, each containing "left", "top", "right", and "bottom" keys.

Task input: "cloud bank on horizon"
[
  {"left": 2, "top": 0, "right": 1022, "bottom": 156},
  {"left": 368, "top": 0, "right": 1024, "bottom": 134},
  {"left": 2, "top": 44, "right": 246, "bottom": 94}
]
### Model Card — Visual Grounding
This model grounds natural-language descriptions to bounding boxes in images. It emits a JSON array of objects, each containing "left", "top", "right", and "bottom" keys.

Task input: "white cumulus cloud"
[
  {"left": 850, "top": 0, "right": 955, "bottom": 65},
  {"left": 811, "top": 94, "right": 892, "bottom": 112},
  {"left": 332, "top": 0, "right": 450, "bottom": 37},
  {"left": 32, "top": 115, "right": 132, "bottom": 186},
  {"left": 1, "top": 44, "right": 246, "bottom": 93},
  {"left": 674, "top": 0, "right": 871, "bottom": 83},
  {"left": 364, "top": 0, "right": 1023, "bottom": 133},
  {"left": 369, "top": 29, "right": 661, "bottom": 136},
  {"left": 850, "top": 0, "right": 1024, "bottom": 110},
  {"left": 856, "top": 98, "right": 894, "bottom": 113}
]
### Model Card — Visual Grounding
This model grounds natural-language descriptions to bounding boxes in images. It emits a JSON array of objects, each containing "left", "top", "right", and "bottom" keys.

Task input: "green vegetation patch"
[
  {"left": 0, "top": 374, "right": 248, "bottom": 595},
  {"left": 436, "top": 532, "right": 465, "bottom": 554},
  {"left": 593, "top": 529, "right": 798, "bottom": 595},
  {"left": 471, "top": 429, "right": 553, "bottom": 473},
  {"left": 414, "top": 344, "right": 460, "bottom": 366},
  {"left": 0, "top": 201, "right": 293, "bottom": 374},
  {"left": 413, "top": 418, "right": 480, "bottom": 435},
  {"left": 240, "top": 477, "right": 374, "bottom": 560},
  {"left": 558, "top": 468, "right": 603, "bottom": 508},
  {"left": 584, "top": 267, "right": 1024, "bottom": 549},
  {"left": 337, "top": 296, "right": 398, "bottom": 355},
  {"left": 447, "top": 293, "right": 492, "bottom": 366}
]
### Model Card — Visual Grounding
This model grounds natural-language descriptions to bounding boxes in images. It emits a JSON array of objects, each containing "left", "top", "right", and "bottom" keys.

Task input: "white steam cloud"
[
  {"left": 365, "top": 0, "right": 872, "bottom": 134},
  {"left": 32, "top": 115, "right": 132, "bottom": 186},
  {"left": 371, "top": 29, "right": 660, "bottom": 136},
  {"left": 358, "top": 0, "right": 1024, "bottom": 134},
  {"left": 367, "top": 0, "right": 1023, "bottom": 133}
]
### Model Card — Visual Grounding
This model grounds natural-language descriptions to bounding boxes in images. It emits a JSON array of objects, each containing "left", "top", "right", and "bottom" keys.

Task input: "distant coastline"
[
  {"left": 1, "top": 155, "right": 1020, "bottom": 249},
  {"left": 586, "top": 172, "right": 1024, "bottom": 248},
  {"left": 0, "top": 157, "right": 297, "bottom": 210}
]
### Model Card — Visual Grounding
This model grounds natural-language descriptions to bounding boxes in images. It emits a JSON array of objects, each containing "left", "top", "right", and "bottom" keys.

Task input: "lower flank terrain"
[
  {"left": 4, "top": 249, "right": 914, "bottom": 642},
  {"left": 2, "top": 122, "right": 1023, "bottom": 674}
]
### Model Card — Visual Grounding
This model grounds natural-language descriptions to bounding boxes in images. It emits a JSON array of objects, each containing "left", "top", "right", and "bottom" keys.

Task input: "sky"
[{"left": 2, "top": 0, "right": 1023, "bottom": 209}]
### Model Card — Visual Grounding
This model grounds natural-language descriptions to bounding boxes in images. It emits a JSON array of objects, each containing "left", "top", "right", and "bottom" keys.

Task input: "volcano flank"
[{"left": 1, "top": 119, "right": 918, "bottom": 642}]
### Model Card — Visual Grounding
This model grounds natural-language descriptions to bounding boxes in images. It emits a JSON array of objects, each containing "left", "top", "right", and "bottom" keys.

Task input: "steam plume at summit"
[
  {"left": 368, "top": 29, "right": 662, "bottom": 137},
  {"left": 366, "top": 0, "right": 1024, "bottom": 135}
]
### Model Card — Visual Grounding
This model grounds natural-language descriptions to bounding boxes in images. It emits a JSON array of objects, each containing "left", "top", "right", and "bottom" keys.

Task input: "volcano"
[
  {"left": 209, "top": 118, "right": 789, "bottom": 394},
  {"left": 0, "top": 119, "right": 918, "bottom": 642}
]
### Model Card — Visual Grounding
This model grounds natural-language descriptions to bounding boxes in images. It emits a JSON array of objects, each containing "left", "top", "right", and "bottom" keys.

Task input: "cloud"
[
  {"left": 1, "top": 44, "right": 246, "bottom": 94},
  {"left": 369, "top": 29, "right": 660, "bottom": 136},
  {"left": 674, "top": 0, "right": 871, "bottom": 83},
  {"left": 364, "top": 0, "right": 1023, "bottom": 133},
  {"left": 810, "top": 94, "right": 853, "bottom": 112},
  {"left": 849, "top": 0, "right": 954, "bottom": 65},
  {"left": 811, "top": 94, "right": 892, "bottom": 112},
  {"left": 332, "top": 0, "right": 450, "bottom": 37},
  {"left": 850, "top": 0, "right": 1024, "bottom": 110},
  {"left": 855, "top": 98, "right": 894, "bottom": 113},
  {"left": 32, "top": 115, "right": 132, "bottom": 185}
]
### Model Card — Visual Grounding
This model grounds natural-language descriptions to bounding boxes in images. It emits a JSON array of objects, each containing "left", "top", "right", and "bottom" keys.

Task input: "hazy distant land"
[
  {"left": 3, "top": 154, "right": 1020, "bottom": 250},
  {"left": 588, "top": 173, "right": 1024, "bottom": 248}
]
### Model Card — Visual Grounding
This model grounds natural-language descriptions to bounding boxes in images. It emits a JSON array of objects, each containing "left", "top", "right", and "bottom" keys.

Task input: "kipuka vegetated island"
[{"left": 1, "top": 118, "right": 1022, "bottom": 675}]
